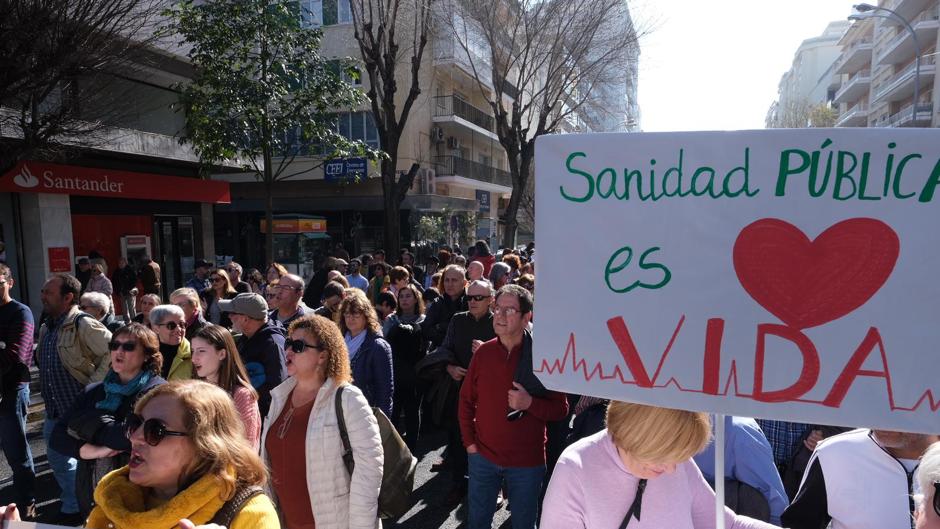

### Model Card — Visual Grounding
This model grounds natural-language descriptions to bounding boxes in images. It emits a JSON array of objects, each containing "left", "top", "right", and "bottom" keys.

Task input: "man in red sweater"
[{"left": 459, "top": 284, "right": 567, "bottom": 529}]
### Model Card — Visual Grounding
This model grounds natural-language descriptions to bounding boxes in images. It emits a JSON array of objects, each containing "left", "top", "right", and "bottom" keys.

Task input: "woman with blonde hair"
[
  {"left": 261, "top": 314, "right": 382, "bottom": 529},
  {"left": 337, "top": 289, "right": 393, "bottom": 417},
  {"left": 915, "top": 442, "right": 940, "bottom": 529},
  {"left": 85, "top": 380, "right": 280, "bottom": 528},
  {"left": 202, "top": 268, "right": 237, "bottom": 328},
  {"left": 132, "top": 293, "right": 161, "bottom": 326},
  {"left": 541, "top": 401, "right": 779, "bottom": 529},
  {"left": 191, "top": 325, "right": 262, "bottom": 450}
]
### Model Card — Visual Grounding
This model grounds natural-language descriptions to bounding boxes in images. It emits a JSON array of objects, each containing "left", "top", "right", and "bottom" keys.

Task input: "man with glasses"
[
  {"left": 0, "top": 264, "right": 38, "bottom": 519},
  {"left": 783, "top": 429, "right": 940, "bottom": 529},
  {"left": 225, "top": 261, "right": 251, "bottom": 294},
  {"left": 459, "top": 285, "right": 567, "bottom": 529},
  {"left": 220, "top": 292, "right": 285, "bottom": 417},
  {"left": 434, "top": 279, "right": 497, "bottom": 506},
  {"left": 270, "top": 274, "right": 312, "bottom": 328},
  {"left": 37, "top": 273, "right": 112, "bottom": 525}
]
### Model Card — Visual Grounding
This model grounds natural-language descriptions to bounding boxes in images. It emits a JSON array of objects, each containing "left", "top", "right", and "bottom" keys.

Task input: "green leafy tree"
[{"left": 166, "top": 0, "right": 379, "bottom": 262}]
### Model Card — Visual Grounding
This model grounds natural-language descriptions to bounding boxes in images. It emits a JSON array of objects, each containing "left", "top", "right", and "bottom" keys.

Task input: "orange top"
[{"left": 266, "top": 391, "right": 316, "bottom": 529}]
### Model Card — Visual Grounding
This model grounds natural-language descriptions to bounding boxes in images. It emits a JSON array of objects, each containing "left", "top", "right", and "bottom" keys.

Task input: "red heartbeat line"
[{"left": 534, "top": 331, "right": 940, "bottom": 412}]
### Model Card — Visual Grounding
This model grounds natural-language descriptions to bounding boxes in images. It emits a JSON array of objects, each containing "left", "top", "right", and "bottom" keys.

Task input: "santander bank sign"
[{"left": 0, "top": 161, "right": 231, "bottom": 204}]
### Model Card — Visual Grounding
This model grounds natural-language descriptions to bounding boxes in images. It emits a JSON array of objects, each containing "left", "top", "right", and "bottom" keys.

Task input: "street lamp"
[{"left": 849, "top": 3, "right": 922, "bottom": 125}]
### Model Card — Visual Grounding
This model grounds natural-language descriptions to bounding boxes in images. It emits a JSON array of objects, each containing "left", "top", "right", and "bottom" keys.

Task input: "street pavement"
[{"left": 0, "top": 428, "right": 513, "bottom": 528}]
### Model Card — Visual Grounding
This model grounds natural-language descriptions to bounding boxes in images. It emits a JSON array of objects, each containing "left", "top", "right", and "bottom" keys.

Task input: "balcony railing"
[
  {"left": 501, "top": 79, "right": 519, "bottom": 100},
  {"left": 433, "top": 95, "right": 495, "bottom": 132},
  {"left": 834, "top": 69, "right": 871, "bottom": 102},
  {"left": 873, "top": 55, "right": 937, "bottom": 101},
  {"left": 877, "top": 9, "right": 939, "bottom": 63},
  {"left": 434, "top": 155, "right": 512, "bottom": 187},
  {"left": 836, "top": 102, "right": 870, "bottom": 126},
  {"left": 888, "top": 102, "right": 934, "bottom": 126}
]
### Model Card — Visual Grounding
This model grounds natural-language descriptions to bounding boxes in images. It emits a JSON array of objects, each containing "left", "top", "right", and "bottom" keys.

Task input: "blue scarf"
[{"left": 96, "top": 370, "right": 152, "bottom": 412}]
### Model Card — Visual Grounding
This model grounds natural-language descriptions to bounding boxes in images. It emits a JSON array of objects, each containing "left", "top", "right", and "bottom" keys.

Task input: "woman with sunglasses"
[
  {"left": 191, "top": 325, "right": 261, "bottom": 451},
  {"left": 916, "top": 442, "right": 940, "bottom": 529},
  {"left": 202, "top": 268, "right": 237, "bottom": 328},
  {"left": 82, "top": 380, "right": 280, "bottom": 529},
  {"left": 261, "top": 314, "right": 382, "bottom": 529},
  {"left": 149, "top": 305, "right": 193, "bottom": 381},
  {"left": 541, "top": 401, "right": 778, "bottom": 529},
  {"left": 49, "top": 323, "right": 167, "bottom": 515},
  {"left": 337, "top": 289, "right": 393, "bottom": 417},
  {"left": 382, "top": 283, "right": 426, "bottom": 452}
]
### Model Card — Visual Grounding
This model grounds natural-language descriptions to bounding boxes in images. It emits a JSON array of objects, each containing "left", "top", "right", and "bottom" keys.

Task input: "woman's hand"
[
  {"left": 179, "top": 519, "right": 226, "bottom": 529},
  {"left": 80, "top": 443, "right": 120, "bottom": 460},
  {"left": 0, "top": 503, "right": 21, "bottom": 521}
]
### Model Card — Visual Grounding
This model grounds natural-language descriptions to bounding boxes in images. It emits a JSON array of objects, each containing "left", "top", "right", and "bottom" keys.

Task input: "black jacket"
[
  {"left": 436, "top": 310, "right": 495, "bottom": 369},
  {"left": 235, "top": 320, "right": 286, "bottom": 417},
  {"left": 422, "top": 293, "right": 468, "bottom": 349},
  {"left": 111, "top": 266, "right": 137, "bottom": 295}
]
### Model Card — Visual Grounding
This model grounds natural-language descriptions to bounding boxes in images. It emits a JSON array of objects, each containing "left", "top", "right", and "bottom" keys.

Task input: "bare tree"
[
  {"left": 449, "top": 0, "right": 644, "bottom": 247},
  {"left": 349, "top": 0, "right": 435, "bottom": 259},
  {"left": 766, "top": 98, "right": 839, "bottom": 128},
  {"left": 0, "top": 0, "right": 165, "bottom": 173}
]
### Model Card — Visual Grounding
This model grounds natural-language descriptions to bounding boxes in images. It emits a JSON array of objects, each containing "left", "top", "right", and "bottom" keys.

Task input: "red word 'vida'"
[{"left": 607, "top": 317, "right": 892, "bottom": 407}]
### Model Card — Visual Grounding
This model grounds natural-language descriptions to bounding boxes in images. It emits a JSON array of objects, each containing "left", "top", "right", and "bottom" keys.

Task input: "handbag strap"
[
  {"left": 334, "top": 385, "right": 355, "bottom": 475},
  {"left": 208, "top": 485, "right": 263, "bottom": 527},
  {"left": 618, "top": 478, "right": 647, "bottom": 529}
]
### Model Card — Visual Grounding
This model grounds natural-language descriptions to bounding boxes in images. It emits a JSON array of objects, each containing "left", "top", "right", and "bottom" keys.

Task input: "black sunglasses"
[
  {"left": 467, "top": 295, "right": 491, "bottom": 302},
  {"left": 124, "top": 413, "right": 187, "bottom": 446},
  {"left": 286, "top": 339, "right": 324, "bottom": 354},
  {"left": 933, "top": 482, "right": 940, "bottom": 517},
  {"left": 108, "top": 341, "right": 137, "bottom": 352},
  {"left": 155, "top": 321, "right": 184, "bottom": 331}
]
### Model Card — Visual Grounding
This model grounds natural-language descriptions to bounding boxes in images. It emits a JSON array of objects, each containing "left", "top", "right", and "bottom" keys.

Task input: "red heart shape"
[{"left": 733, "top": 218, "right": 899, "bottom": 329}]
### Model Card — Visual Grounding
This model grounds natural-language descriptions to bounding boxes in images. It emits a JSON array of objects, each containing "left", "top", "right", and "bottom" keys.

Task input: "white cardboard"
[{"left": 534, "top": 129, "right": 940, "bottom": 434}]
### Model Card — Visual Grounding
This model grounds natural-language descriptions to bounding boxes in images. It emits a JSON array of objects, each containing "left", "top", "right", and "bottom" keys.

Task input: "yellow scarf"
[{"left": 87, "top": 466, "right": 226, "bottom": 529}]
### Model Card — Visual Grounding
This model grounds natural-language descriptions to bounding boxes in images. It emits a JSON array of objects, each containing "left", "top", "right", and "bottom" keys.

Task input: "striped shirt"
[
  {"left": 38, "top": 313, "right": 85, "bottom": 419},
  {"left": 0, "top": 299, "right": 35, "bottom": 380}
]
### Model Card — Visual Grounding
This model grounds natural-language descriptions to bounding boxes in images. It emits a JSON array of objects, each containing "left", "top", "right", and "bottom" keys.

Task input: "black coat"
[{"left": 422, "top": 293, "right": 468, "bottom": 350}]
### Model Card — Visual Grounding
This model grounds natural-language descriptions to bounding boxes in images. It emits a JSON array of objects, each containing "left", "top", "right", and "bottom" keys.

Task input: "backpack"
[{"left": 335, "top": 385, "right": 417, "bottom": 519}]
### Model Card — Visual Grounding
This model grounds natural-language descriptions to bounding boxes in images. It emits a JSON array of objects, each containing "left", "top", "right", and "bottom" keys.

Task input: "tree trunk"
[
  {"left": 501, "top": 152, "right": 531, "bottom": 249},
  {"left": 382, "top": 158, "right": 402, "bottom": 259},
  {"left": 264, "top": 181, "right": 274, "bottom": 266}
]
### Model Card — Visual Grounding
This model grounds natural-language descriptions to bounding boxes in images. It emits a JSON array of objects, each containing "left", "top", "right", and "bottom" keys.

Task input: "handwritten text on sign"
[{"left": 533, "top": 129, "right": 940, "bottom": 434}]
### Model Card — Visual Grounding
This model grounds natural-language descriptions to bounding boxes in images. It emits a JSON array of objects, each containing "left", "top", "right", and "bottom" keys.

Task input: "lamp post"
[{"left": 849, "top": 3, "right": 922, "bottom": 125}]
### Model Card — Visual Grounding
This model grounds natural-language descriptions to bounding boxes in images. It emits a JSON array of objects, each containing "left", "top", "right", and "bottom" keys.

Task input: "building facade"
[{"left": 833, "top": 0, "right": 939, "bottom": 128}]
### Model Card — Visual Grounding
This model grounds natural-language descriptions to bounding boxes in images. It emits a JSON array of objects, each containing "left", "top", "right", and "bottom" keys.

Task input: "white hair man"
[
  {"left": 79, "top": 292, "right": 122, "bottom": 332},
  {"left": 916, "top": 442, "right": 940, "bottom": 529}
]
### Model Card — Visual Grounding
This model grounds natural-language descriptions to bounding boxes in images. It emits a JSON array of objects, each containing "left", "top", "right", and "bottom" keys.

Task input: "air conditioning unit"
[
  {"left": 446, "top": 136, "right": 460, "bottom": 149},
  {"left": 417, "top": 167, "right": 436, "bottom": 194},
  {"left": 431, "top": 126, "right": 445, "bottom": 143}
]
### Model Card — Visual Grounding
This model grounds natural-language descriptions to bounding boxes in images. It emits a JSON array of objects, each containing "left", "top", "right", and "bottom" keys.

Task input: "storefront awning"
[{"left": 0, "top": 161, "right": 231, "bottom": 204}]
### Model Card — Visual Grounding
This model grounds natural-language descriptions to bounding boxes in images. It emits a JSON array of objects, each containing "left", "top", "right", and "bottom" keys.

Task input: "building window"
[{"left": 300, "top": 0, "right": 351, "bottom": 27}]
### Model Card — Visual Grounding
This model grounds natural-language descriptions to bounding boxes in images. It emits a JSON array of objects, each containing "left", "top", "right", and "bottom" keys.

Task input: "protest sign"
[
  {"left": 3, "top": 522, "right": 71, "bottom": 529},
  {"left": 534, "top": 128, "right": 940, "bottom": 434}
]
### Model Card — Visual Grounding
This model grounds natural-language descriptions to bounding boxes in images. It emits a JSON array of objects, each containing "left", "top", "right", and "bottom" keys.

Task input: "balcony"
[
  {"left": 434, "top": 155, "right": 512, "bottom": 190},
  {"left": 833, "top": 70, "right": 871, "bottom": 104},
  {"left": 835, "top": 38, "right": 873, "bottom": 74},
  {"left": 888, "top": 102, "right": 934, "bottom": 126},
  {"left": 434, "top": 35, "right": 493, "bottom": 89},
  {"left": 876, "top": 10, "right": 939, "bottom": 65},
  {"left": 836, "top": 102, "right": 870, "bottom": 127},
  {"left": 433, "top": 95, "right": 499, "bottom": 140},
  {"left": 887, "top": 0, "right": 935, "bottom": 25},
  {"left": 872, "top": 55, "right": 937, "bottom": 102}
]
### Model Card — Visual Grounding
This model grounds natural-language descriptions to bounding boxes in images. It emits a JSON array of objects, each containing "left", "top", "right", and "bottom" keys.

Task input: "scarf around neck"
[
  {"left": 345, "top": 331, "right": 368, "bottom": 362},
  {"left": 97, "top": 370, "right": 152, "bottom": 412}
]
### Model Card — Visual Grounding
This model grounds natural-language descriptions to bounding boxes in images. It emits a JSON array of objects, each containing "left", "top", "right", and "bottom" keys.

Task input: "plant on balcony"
[
  {"left": 165, "top": 0, "right": 381, "bottom": 263},
  {"left": 348, "top": 0, "right": 436, "bottom": 259},
  {"left": 448, "top": 0, "right": 645, "bottom": 247}
]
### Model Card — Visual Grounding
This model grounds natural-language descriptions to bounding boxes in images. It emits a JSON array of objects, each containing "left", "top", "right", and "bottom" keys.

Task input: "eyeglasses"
[
  {"left": 493, "top": 305, "right": 521, "bottom": 317},
  {"left": 124, "top": 413, "right": 187, "bottom": 446},
  {"left": 467, "top": 294, "right": 491, "bottom": 302},
  {"left": 933, "top": 482, "right": 940, "bottom": 517},
  {"left": 108, "top": 341, "right": 137, "bottom": 352},
  {"left": 210, "top": 277, "right": 223, "bottom": 283},
  {"left": 286, "top": 339, "right": 324, "bottom": 354},
  {"left": 154, "top": 321, "right": 185, "bottom": 331}
]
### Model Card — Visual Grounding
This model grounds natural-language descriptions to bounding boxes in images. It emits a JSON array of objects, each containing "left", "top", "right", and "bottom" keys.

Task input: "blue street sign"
[{"left": 324, "top": 157, "right": 368, "bottom": 182}]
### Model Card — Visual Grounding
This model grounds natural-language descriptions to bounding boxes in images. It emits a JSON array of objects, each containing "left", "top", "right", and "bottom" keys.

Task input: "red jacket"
[
  {"left": 473, "top": 254, "right": 496, "bottom": 278},
  {"left": 459, "top": 337, "right": 568, "bottom": 467}
]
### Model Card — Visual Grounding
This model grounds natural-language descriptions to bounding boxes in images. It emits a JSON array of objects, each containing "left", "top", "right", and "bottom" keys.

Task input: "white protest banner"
[
  {"left": 2, "top": 522, "right": 72, "bottom": 529},
  {"left": 534, "top": 128, "right": 940, "bottom": 434}
]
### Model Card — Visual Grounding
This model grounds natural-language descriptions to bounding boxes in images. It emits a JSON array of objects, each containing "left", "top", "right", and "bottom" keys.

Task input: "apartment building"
[
  {"left": 767, "top": 21, "right": 850, "bottom": 127},
  {"left": 834, "top": 0, "right": 939, "bottom": 128}
]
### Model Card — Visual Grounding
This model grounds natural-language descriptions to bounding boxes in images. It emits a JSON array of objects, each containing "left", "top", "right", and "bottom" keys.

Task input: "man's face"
[
  {"left": 493, "top": 293, "right": 531, "bottom": 339},
  {"left": 41, "top": 278, "right": 70, "bottom": 316},
  {"left": 225, "top": 265, "right": 239, "bottom": 281},
  {"left": 0, "top": 273, "right": 11, "bottom": 300},
  {"left": 402, "top": 254, "right": 414, "bottom": 267},
  {"left": 196, "top": 266, "right": 209, "bottom": 279},
  {"left": 276, "top": 277, "right": 303, "bottom": 307},
  {"left": 467, "top": 262, "right": 484, "bottom": 281},
  {"left": 229, "top": 313, "right": 247, "bottom": 334},
  {"left": 374, "top": 253, "right": 385, "bottom": 264},
  {"left": 324, "top": 294, "right": 343, "bottom": 312},
  {"left": 466, "top": 284, "right": 492, "bottom": 318},
  {"left": 442, "top": 269, "right": 467, "bottom": 298}
]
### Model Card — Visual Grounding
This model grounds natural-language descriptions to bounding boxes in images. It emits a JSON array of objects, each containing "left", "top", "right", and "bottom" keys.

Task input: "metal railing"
[
  {"left": 433, "top": 95, "right": 495, "bottom": 132},
  {"left": 434, "top": 155, "right": 512, "bottom": 187},
  {"left": 873, "top": 54, "right": 937, "bottom": 100},
  {"left": 835, "top": 69, "right": 872, "bottom": 100},
  {"left": 888, "top": 102, "right": 934, "bottom": 125},
  {"left": 878, "top": 9, "right": 940, "bottom": 62}
]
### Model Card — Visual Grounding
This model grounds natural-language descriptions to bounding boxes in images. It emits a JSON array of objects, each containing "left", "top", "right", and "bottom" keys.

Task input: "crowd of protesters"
[{"left": 1, "top": 239, "right": 940, "bottom": 529}]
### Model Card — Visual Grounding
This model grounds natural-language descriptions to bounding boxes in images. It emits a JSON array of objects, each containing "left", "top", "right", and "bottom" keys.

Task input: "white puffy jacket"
[{"left": 261, "top": 377, "right": 383, "bottom": 529}]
